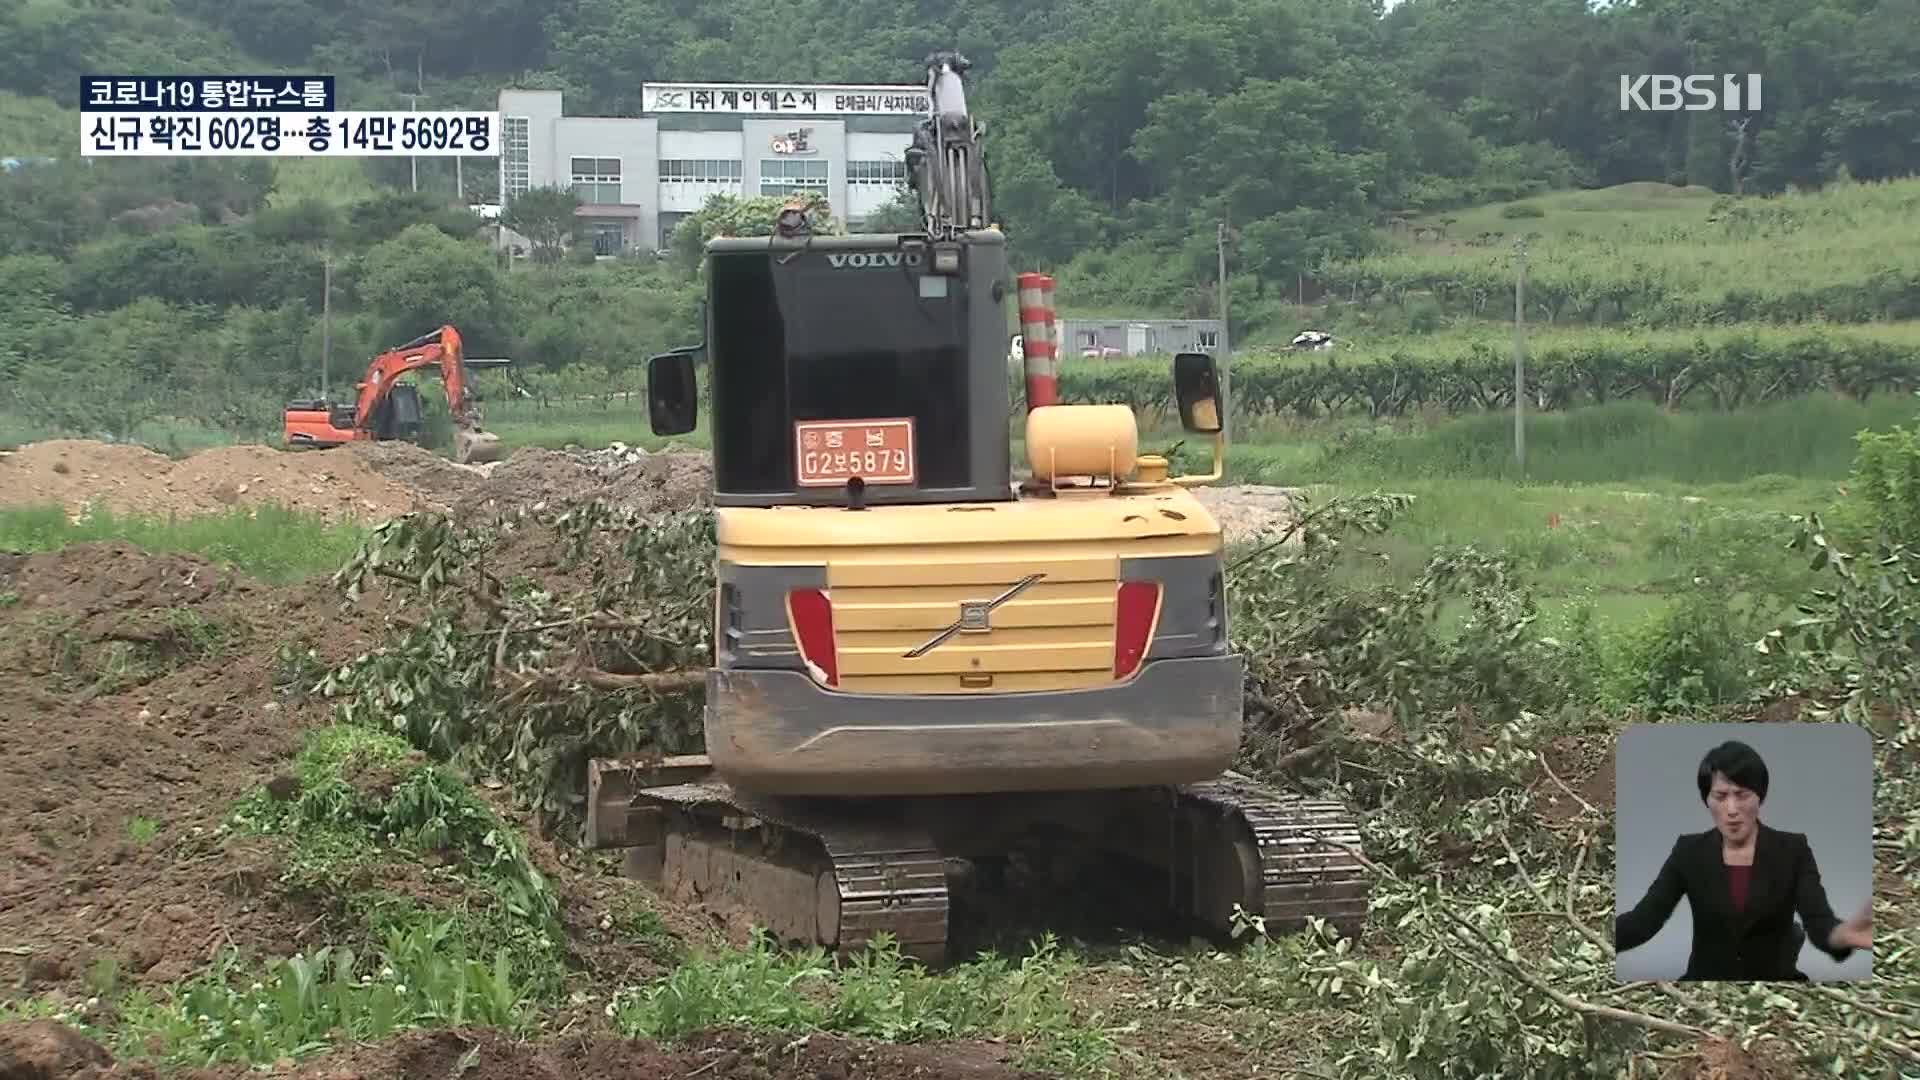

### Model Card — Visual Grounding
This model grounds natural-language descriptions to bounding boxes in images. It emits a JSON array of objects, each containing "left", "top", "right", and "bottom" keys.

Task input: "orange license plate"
[{"left": 794, "top": 418, "right": 916, "bottom": 487}]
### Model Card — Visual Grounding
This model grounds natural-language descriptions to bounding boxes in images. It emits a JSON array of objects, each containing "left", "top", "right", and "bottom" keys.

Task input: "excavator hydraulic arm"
[{"left": 282, "top": 324, "right": 506, "bottom": 464}]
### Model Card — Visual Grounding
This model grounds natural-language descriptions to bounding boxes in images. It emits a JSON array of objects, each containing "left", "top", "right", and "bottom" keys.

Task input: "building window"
[
  {"left": 759, "top": 158, "right": 828, "bottom": 196},
  {"left": 660, "top": 159, "right": 743, "bottom": 184},
  {"left": 1198, "top": 330, "right": 1219, "bottom": 349},
  {"left": 847, "top": 159, "right": 906, "bottom": 186},
  {"left": 570, "top": 156, "right": 622, "bottom": 204},
  {"left": 659, "top": 211, "right": 692, "bottom": 249},
  {"left": 503, "top": 116, "right": 530, "bottom": 200},
  {"left": 589, "top": 219, "right": 625, "bottom": 256}
]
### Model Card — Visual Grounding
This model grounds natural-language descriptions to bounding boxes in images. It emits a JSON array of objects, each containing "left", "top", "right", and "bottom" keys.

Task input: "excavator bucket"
[{"left": 453, "top": 428, "right": 503, "bottom": 465}]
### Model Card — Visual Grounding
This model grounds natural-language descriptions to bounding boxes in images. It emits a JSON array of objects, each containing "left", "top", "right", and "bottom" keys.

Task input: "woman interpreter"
[{"left": 1614, "top": 740, "right": 1872, "bottom": 981}]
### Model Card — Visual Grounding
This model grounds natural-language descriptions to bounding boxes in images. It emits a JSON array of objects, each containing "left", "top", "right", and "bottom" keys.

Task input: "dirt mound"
[
  {"left": 451, "top": 445, "right": 713, "bottom": 519},
  {"left": 1191, "top": 485, "right": 1306, "bottom": 548},
  {"left": 337, "top": 441, "right": 490, "bottom": 511},
  {"left": 0, "top": 1023, "right": 1048, "bottom": 1079},
  {"left": 0, "top": 440, "right": 427, "bottom": 523},
  {"left": 0, "top": 543, "right": 396, "bottom": 999}
]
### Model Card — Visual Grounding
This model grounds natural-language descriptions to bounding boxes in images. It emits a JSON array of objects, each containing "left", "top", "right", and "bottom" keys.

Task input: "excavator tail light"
[
  {"left": 787, "top": 588, "right": 839, "bottom": 686},
  {"left": 1114, "top": 580, "right": 1161, "bottom": 679}
]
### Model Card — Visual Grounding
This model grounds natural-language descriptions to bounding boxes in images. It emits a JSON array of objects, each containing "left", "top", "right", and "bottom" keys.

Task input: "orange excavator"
[{"left": 281, "top": 324, "right": 508, "bottom": 465}]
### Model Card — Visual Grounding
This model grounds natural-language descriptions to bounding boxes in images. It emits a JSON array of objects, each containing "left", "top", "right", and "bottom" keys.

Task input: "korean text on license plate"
[{"left": 794, "top": 418, "right": 915, "bottom": 487}]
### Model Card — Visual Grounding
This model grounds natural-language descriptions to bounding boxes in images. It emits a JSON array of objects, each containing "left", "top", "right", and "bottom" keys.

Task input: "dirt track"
[
  {"left": 0, "top": 536, "right": 1064, "bottom": 1080},
  {"left": 0, "top": 1021, "right": 1049, "bottom": 1079},
  {"left": 0, "top": 438, "right": 1294, "bottom": 543},
  {"left": 0, "top": 440, "right": 716, "bottom": 523}
]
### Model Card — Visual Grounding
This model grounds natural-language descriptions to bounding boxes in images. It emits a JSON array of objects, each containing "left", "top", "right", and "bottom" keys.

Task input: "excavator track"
[
  {"left": 630, "top": 780, "right": 953, "bottom": 965},
  {"left": 598, "top": 763, "right": 1370, "bottom": 963},
  {"left": 1177, "top": 773, "right": 1371, "bottom": 939}
]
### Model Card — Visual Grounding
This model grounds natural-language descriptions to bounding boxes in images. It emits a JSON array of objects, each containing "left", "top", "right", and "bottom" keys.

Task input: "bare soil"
[
  {"left": 0, "top": 439, "right": 716, "bottom": 526},
  {"left": 0, "top": 542, "right": 697, "bottom": 1006},
  {"left": 0, "top": 541, "right": 1042, "bottom": 1078},
  {"left": 0, "top": 1023, "right": 1051, "bottom": 1080},
  {"left": 449, "top": 446, "right": 714, "bottom": 519},
  {"left": 0, "top": 441, "right": 425, "bottom": 523},
  {"left": 0, "top": 543, "right": 393, "bottom": 997}
]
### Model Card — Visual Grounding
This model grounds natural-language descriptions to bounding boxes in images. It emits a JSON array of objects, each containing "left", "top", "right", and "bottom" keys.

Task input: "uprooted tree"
[{"left": 298, "top": 477, "right": 1917, "bottom": 1077}]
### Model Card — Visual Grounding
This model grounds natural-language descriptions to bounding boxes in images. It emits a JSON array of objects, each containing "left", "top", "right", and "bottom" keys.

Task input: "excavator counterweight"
[
  {"left": 587, "top": 50, "right": 1371, "bottom": 963},
  {"left": 281, "top": 324, "right": 507, "bottom": 464}
]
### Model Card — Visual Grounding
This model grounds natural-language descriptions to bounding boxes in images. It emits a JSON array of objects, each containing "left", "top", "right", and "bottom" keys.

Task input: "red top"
[{"left": 1726, "top": 864, "right": 1751, "bottom": 912}]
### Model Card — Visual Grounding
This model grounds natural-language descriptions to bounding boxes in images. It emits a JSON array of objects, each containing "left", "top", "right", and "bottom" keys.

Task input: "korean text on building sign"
[
  {"left": 83, "top": 110, "right": 501, "bottom": 157},
  {"left": 642, "top": 83, "right": 931, "bottom": 116},
  {"left": 81, "top": 75, "right": 336, "bottom": 112}
]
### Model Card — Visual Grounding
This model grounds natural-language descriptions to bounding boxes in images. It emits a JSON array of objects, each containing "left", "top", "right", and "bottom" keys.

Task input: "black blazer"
[{"left": 1614, "top": 822, "right": 1856, "bottom": 981}]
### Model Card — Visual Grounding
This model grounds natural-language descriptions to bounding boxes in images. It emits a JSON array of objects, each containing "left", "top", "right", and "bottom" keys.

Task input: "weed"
[
  {"left": 611, "top": 930, "right": 1114, "bottom": 1074},
  {"left": 228, "top": 725, "right": 568, "bottom": 1000},
  {"left": 50, "top": 923, "right": 528, "bottom": 1069},
  {"left": 0, "top": 504, "right": 367, "bottom": 584},
  {"left": 126, "top": 816, "right": 160, "bottom": 845}
]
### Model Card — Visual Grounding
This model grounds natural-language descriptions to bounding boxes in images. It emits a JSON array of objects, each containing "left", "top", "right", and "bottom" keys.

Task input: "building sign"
[
  {"left": 643, "top": 82, "right": 929, "bottom": 116},
  {"left": 770, "top": 127, "right": 814, "bottom": 154}
]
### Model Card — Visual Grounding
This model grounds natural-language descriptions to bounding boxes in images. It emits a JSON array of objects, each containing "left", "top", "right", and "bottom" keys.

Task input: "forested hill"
[
  {"left": 2, "top": 0, "right": 1918, "bottom": 446},
  {"left": 4, "top": 0, "right": 1918, "bottom": 275}
]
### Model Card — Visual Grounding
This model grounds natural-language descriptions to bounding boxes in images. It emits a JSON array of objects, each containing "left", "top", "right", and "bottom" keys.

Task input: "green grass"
[
  {"left": 265, "top": 158, "right": 384, "bottom": 209},
  {"left": 0, "top": 504, "right": 367, "bottom": 583},
  {"left": 1393, "top": 180, "right": 1721, "bottom": 244},
  {"left": 610, "top": 930, "right": 1114, "bottom": 1075},
  {"left": 1334, "top": 176, "right": 1920, "bottom": 326},
  {"left": 477, "top": 398, "right": 711, "bottom": 453},
  {"left": 1262, "top": 394, "right": 1919, "bottom": 486},
  {"left": 0, "top": 410, "right": 255, "bottom": 454},
  {"left": 0, "top": 92, "right": 76, "bottom": 159}
]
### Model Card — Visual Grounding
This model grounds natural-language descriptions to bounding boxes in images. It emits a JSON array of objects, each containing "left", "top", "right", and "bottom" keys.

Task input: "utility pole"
[
  {"left": 321, "top": 253, "right": 333, "bottom": 401},
  {"left": 407, "top": 94, "right": 419, "bottom": 192},
  {"left": 1513, "top": 237, "right": 1528, "bottom": 472},
  {"left": 1216, "top": 221, "right": 1232, "bottom": 442}
]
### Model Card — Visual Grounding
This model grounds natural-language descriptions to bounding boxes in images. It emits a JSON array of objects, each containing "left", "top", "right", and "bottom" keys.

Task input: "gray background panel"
[{"left": 1613, "top": 722, "right": 1874, "bottom": 981}]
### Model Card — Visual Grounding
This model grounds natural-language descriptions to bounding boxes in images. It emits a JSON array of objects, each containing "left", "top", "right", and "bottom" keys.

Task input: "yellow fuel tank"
[{"left": 1025, "top": 404, "right": 1138, "bottom": 481}]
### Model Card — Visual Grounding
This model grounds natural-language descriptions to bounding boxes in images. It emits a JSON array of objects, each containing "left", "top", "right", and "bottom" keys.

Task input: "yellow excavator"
[{"left": 584, "top": 50, "right": 1369, "bottom": 963}]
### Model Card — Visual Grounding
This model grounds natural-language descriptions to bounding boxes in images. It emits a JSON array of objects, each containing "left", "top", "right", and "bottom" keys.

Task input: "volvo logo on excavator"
[
  {"left": 902, "top": 573, "right": 1045, "bottom": 658},
  {"left": 826, "top": 251, "right": 923, "bottom": 269}
]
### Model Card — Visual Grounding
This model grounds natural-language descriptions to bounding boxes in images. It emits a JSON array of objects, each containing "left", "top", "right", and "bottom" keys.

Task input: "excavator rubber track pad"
[
  {"left": 636, "top": 780, "right": 951, "bottom": 966},
  {"left": 1181, "top": 773, "right": 1371, "bottom": 939}
]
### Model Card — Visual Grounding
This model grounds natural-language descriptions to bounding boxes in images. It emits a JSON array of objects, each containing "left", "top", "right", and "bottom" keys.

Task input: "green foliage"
[
  {"left": 229, "top": 725, "right": 567, "bottom": 997},
  {"left": 22, "top": 929, "right": 530, "bottom": 1069},
  {"left": 1843, "top": 398, "right": 1920, "bottom": 544},
  {"left": 668, "top": 192, "right": 843, "bottom": 272},
  {"left": 0, "top": 504, "right": 366, "bottom": 583},
  {"left": 316, "top": 503, "right": 713, "bottom": 837},
  {"left": 501, "top": 186, "right": 584, "bottom": 263},
  {"left": 611, "top": 930, "right": 1111, "bottom": 1073},
  {"left": 1044, "top": 325, "right": 1920, "bottom": 429},
  {"left": 1331, "top": 178, "right": 1920, "bottom": 328}
]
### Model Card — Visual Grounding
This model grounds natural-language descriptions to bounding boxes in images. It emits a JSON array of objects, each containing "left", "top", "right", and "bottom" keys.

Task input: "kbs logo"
[{"left": 1619, "top": 74, "right": 1762, "bottom": 112}]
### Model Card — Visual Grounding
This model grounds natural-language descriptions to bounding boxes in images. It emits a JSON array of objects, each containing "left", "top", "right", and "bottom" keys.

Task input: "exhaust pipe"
[{"left": 1017, "top": 272, "right": 1058, "bottom": 411}]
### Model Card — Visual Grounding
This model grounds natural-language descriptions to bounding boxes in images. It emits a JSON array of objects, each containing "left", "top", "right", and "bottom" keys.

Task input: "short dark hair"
[{"left": 1697, "top": 740, "right": 1769, "bottom": 803}]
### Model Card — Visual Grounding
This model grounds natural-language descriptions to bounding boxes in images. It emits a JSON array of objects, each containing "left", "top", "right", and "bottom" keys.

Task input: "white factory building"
[{"left": 496, "top": 81, "right": 927, "bottom": 256}]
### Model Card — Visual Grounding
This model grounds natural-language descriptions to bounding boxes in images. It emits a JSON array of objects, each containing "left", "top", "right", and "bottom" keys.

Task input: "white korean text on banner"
[{"left": 80, "top": 76, "right": 500, "bottom": 157}]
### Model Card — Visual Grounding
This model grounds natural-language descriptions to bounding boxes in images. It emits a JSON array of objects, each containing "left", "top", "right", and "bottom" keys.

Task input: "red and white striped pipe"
[{"left": 1017, "top": 271, "right": 1058, "bottom": 409}]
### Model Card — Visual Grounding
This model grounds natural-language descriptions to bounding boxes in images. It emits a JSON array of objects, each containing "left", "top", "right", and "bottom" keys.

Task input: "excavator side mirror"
[
  {"left": 1173, "top": 351, "right": 1223, "bottom": 435},
  {"left": 647, "top": 346, "right": 700, "bottom": 436}
]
